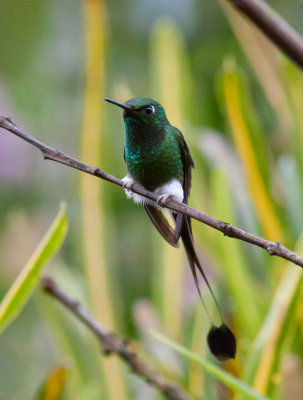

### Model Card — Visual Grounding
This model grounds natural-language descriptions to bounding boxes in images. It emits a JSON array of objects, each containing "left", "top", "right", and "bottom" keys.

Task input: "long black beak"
[{"left": 104, "top": 98, "right": 131, "bottom": 111}]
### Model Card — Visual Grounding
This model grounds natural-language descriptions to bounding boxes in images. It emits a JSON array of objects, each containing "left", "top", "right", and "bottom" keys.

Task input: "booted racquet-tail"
[{"left": 105, "top": 97, "right": 236, "bottom": 361}]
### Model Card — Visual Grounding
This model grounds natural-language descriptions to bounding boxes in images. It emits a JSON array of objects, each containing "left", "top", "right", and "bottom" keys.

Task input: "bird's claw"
[
  {"left": 157, "top": 193, "right": 172, "bottom": 207},
  {"left": 123, "top": 181, "right": 133, "bottom": 192}
]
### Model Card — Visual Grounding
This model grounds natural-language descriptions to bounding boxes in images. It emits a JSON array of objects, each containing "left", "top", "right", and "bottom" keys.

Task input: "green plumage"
[
  {"left": 124, "top": 124, "right": 184, "bottom": 191},
  {"left": 122, "top": 97, "right": 185, "bottom": 191}
]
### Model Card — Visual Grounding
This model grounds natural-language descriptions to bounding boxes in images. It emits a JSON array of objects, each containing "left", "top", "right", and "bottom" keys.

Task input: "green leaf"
[
  {"left": 151, "top": 331, "right": 269, "bottom": 400},
  {"left": 0, "top": 203, "right": 68, "bottom": 333}
]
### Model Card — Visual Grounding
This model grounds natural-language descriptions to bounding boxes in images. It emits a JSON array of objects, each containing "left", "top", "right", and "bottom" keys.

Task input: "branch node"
[
  {"left": 43, "top": 151, "right": 50, "bottom": 160},
  {"left": 221, "top": 222, "right": 233, "bottom": 237},
  {"left": 69, "top": 158, "right": 79, "bottom": 167},
  {"left": 102, "top": 345, "right": 113, "bottom": 356},
  {"left": 41, "top": 274, "right": 56, "bottom": 292},
  {"left": 0, "top": 116, "right": 13, "bottom": 128},
  {"left": 102, "top": 333, "right": 120, "bottom": 355},
  {"left": 93, "top": 167, "right": 102, "bottom": 176},
  {"left": 266, "top": 241, "right": 281, "bottom": 255}
]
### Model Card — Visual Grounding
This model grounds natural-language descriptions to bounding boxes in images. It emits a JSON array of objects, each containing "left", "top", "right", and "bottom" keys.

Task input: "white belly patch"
[{"left": 121, "top": 175, "right": 184, "bottom": 206}]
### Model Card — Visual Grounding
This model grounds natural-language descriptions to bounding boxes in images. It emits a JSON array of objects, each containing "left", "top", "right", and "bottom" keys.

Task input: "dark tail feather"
[
  {"left": 145, "top": 204, "right": 179, "bottom": 247},
  {"left": 180, "top": 215, "right": 236, "bottom": 361}
]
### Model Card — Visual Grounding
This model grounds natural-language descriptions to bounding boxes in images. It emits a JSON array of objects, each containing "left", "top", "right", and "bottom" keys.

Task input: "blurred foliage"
[
  {"left": 152, "top": 331, "right": 268, "bottom": 400},
  {"left": 37, "top": 366, "right": 69, "bottom": 400},
  {"left": 0, "top": 203, "right": 67, "bottom": 334},
  {"left": 1, "top": 1, "right": 303, "bottom": 399}
]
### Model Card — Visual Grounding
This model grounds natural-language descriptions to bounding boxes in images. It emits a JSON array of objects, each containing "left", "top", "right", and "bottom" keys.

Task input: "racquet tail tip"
[{"left": 207, "top": 323, "right": 236, "bottom": 361}]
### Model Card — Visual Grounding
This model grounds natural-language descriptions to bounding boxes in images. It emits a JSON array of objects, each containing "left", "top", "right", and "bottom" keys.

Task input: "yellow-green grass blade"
[
  {"left": 211, "top": 168, "right": 262, "bottom": 337},
  {"left": 37, "top": 366, "right": 69, "bottom": 400},
  {"left": 150, "top": 17, "right": 195, "bottom": 127},
  {"left": 188, "top": 140, "right": 219, "bottom": 257},
  {"left": 149, "top": 18, "right": 190, "bottom": 341},
  {"left": 242, "top": 233, "right": 303, "bottom": 396},
  {"left": 0, "top": 203, "right": 67, "bottom": 334},
  {"left": 152, "top": 331, "right": 269, "bottom": 400},
  {"left": 265, "top": 282, "right": 302, "bottom": 399},
  {"left": 217, "top": 59, "right": 271, "bottom": 188},
  {"left": 284, "top": 62, "right": 303, "bottom": 183},
  {"left": 218, "top": 0, "right": 288, "bottom": 133},
  {"left": 185, "top": 305, "right": 208, "bottom": 399},
  {"left": 220, "top": 59, "right": 283, "bottom": 241},
  {"left": 80, "top": 1, "right": 129, "bottom": 398}
]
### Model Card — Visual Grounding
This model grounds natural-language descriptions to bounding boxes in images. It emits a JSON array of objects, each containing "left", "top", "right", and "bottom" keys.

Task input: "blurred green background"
[{"left": 1, "top": 0, "right": 303, "bottom": 399}]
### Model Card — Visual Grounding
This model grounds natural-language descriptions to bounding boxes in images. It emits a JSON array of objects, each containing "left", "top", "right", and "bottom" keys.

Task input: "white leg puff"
[
  {"left": 154, "top": 178, "right": 184, "bottom": 204},
  {"left": 121, "top": 176, "right": 184, "bottom": 207},
  {"left": 121, "top": 175, "right": 148, "bottom": 205}
]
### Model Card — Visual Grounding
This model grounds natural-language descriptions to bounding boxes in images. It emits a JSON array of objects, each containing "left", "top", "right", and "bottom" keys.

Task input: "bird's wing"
[
  {"left": 143, "top": 127, "right": 194, "bottom": 245},
  {"left": 144, "top": 204, "right": 179, "bottom": 247},
  {"left": 172, "top": 127, "right": 194, "bottom": 240},
  {"left": 144, "top": 128, "right": 194, "bottom": 246},
  {"left": 174, "top": 127, "right": 195, "bottom": 205}
]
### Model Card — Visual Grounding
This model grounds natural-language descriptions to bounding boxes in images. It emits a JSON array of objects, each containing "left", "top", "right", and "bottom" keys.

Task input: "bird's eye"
[{"left": 144, "top": 105, "right": 156, "bottom": 115}]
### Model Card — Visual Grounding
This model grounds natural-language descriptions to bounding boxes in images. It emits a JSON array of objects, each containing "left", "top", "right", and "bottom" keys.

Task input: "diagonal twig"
[
  {"left": 41, "top": 275, "right": 192, "bottom": 400},
  {"left": 1, "top": 116, "right": 303, "bottom": 268},
  {"left": 226, "top": 0, "right": 303, "bottom": 69}
]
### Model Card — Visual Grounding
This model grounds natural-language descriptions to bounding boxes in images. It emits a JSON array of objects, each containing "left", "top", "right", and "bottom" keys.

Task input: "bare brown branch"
[
  {"left": 41, "top": 275, "right": 192, "bottom": 400},
  {"left": 226, "top": 0, "right": 303, "bottom": 69},
  {"left": 1, "top": 116, "right": 303, "bottom": 268}
]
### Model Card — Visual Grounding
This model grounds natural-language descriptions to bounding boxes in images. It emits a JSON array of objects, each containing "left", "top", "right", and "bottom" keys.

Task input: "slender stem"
[
  {"left": 1, "top": 116, "right": 303, "bottom": 268},
  {"left": 41, "top": 275, "right": 192, "bottom": 400},
  {"left": 226, "top": 0, "right": 303, "bottom": 69}
]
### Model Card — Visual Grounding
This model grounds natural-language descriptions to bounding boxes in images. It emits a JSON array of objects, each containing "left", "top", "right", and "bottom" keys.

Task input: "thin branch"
[
  {"left": 41, "top": 275, "right": 192, "bottom": 400},
  {"left": 226, "top": 0, "right": 303, "bottom": 69},
  {"left": 1, "top": 116, "right": 303, "bottom": 268}
]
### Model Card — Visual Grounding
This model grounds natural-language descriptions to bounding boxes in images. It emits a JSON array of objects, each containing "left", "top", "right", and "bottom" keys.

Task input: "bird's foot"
[
  {"left": 157, "top": 193, "right": 172, "bottom": 207},
  {"left": 122, "top": 181, "right": 134, "bottom": 192}
]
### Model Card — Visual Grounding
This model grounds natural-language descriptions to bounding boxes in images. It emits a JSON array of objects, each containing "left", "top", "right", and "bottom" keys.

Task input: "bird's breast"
[{"left": 125, "top": 137, "right": 184, "bottom": 191}]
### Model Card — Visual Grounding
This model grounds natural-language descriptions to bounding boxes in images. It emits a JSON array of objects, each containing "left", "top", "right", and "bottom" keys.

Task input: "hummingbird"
[{"left": 105, "top": 97, "right": 236, "bottom": 361}]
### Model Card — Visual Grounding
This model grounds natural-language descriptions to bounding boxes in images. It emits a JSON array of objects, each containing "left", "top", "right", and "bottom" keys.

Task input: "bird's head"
[{"left": 105, "top": 97, "right": 169, "bottom": 129}]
